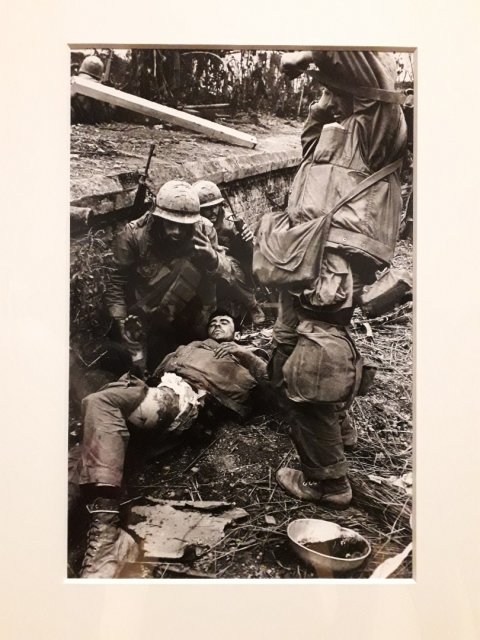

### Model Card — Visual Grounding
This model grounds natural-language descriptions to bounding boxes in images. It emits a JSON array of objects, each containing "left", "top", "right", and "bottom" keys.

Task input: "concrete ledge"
[{"left": 70, "top": 146, "right": 301, "bottom": 221}]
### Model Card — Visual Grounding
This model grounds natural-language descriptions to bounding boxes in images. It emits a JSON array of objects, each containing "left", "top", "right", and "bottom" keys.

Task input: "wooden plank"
[
  {"left": 185, "top": 103, "right": 230, "bottom": 109},
  {"left": 71, "top": 77, "right": 257, "bottom": 149}
]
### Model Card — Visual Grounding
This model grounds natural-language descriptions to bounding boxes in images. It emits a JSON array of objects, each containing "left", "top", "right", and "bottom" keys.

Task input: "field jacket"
[
  {"left": 290, "top": 51, "right": 408, "bottom": 267},
  {"left": 105, "top": 213, "right": 235, "bottom": 327},
  {"left": 154, "top": 338, "right": 268, "bottom": 417}
]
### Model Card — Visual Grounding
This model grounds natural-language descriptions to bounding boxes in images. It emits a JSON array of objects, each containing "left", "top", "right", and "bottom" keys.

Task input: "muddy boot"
[
  {"left": 80, "top": 498, "right": 123, "bottom": 579},
  {"left": 248, "top": 303, "right": 266, "bottom": 325},
  {"left": 276, "top": 468, "right": 352, "bottom": 510}
]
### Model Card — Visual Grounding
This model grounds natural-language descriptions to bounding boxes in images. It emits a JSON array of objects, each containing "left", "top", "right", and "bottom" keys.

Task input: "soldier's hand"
[
  {"left": 310, "top": 88, "right": 335, "bottom": 118},
  {"left": 214, "top": 342, "right": 245, "bottom": 360},
  {"left": 317, "top": 87, "right": 335, "bottom": 111},
  {"left": 116, "top": 316, "right": 143, "bottom": 343},
  {"left": 193, "top": 228, "right": 218, "bottom": 270},
  {"left": 281, "top": 51, "right": 314, "bottom": 79},
  {"left": 240, "top": 225, "right": 254, "bottom": 243}
]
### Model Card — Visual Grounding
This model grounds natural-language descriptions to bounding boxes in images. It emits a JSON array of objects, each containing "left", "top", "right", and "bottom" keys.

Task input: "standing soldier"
[
  {"left": 192, "top": 180, "right": 266, "bottom": 325},
  {"left": 255, "top": 50, "right": 407, "bottom": 508}
]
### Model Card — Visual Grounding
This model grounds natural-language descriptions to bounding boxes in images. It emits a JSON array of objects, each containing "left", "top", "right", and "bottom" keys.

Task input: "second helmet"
[{"left": 192, "top": 180, "right": 225, "bottom": 208}]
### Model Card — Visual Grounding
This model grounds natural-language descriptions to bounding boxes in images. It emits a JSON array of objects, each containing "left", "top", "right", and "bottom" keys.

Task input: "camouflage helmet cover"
[
  {"left": 192, "top": 180, "right": 225, "bottom": 208},
  {"left": 154, "top": 180, "right": 201, "bottom": 224}
]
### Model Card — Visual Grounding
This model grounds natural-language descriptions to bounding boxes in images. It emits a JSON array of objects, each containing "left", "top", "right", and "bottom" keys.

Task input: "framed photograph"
[
  {"left": 3, "top": 0, "right": 479, "bottom": 637},
  {"left": 68, "top": 45, "right": 414, "bottom": 583}
]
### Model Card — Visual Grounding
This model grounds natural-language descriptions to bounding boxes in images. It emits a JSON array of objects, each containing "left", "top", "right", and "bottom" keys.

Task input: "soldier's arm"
[
  {"left": 105, "top": 225, "right": 137, "bottom": 321},
  {"left": 311, "top": 50, "right": 395, "bottom": 90},
  {"left": 214, "top": 343, "right": 268, "bottom": 382},
  {"left": 242, "top": 349, "right": 268, "bottom": 383},
  {"left": 198, "top": 221, "right": 237, "bottom": 283}
]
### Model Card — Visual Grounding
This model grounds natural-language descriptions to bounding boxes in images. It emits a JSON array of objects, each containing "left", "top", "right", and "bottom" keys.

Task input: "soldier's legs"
[
  {"left": 79, "top": 395, "right": 131, "bottom": 490},
  {"left": 272, "top": 291, "right": 353, "bottom": 507},
  {"left": 76, "top": 385, "right": 179, "bottom": 578},
  {"left": 276, "top": 401, "right": 352, "bottom": 509},
  {"left": 339, "top": 409, "right": 357, "bottom": 451},
  {"left": 288, "top": 402, "right": 348, "bottom": 481},
  {"left": 269, "top": 290, "right": 299, "bottom": 398}
]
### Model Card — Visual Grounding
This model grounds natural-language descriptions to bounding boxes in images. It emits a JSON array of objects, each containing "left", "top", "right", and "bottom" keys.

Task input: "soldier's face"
[
  {"left": 202, "top": 204, "right": 223, "bottom": 228},
  {"left": 207, "top": 315, "right": 236, "bottom": 342},
  {"left": 161, "top": 219, "right": 192, "bottom": 244},
  {"left": 331, "top": 91, "right": 353, "bottom": 121}
]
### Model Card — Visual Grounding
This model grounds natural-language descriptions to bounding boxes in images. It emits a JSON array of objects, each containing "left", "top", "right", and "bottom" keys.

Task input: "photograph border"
[{"left": 3, "top": 0, "right": 479, "bottom": 637}]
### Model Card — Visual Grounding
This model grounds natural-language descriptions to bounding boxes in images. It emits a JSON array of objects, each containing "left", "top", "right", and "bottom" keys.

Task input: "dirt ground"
[
  {"left": 68, "top": 240, "right": 413, "bottom": 580},
  {"left": 69, "top": 111, "right": 413, "bottom": 580}
]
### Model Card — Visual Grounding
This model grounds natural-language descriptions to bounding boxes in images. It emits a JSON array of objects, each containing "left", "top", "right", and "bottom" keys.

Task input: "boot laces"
[
  {"left": 81, "top": 515, "right": 118, "bottom": 570},
  {"left": 302, "top": 479, "right": 322, "bottom": 488},
  {"left": 82, "top": 518, "right": 104, "bottom": 569}
]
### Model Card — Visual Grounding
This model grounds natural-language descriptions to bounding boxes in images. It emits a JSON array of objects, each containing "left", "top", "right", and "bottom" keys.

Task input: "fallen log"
[{"left": 71, "top": 77, "right": 257, "bottom": 149}]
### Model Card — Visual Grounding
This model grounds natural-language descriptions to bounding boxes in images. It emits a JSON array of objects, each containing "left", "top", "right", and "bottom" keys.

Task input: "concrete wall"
[
  {"left": 223, "top": 168, "right": 294, "bottom": 228},
  {"left": 70, "top": 165, "right": 297, "bottom": 347}
]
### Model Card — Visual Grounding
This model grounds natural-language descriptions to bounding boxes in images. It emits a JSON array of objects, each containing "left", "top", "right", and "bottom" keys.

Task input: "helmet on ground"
[
  {"left": 79, "top": 55, "right": 104, "bottom": 81},
  {"left": 154, "top": 180, "right": 201, "bottom": 224},
  {"left": 192, "top": 180, "right": 225, "bottom": 208}
]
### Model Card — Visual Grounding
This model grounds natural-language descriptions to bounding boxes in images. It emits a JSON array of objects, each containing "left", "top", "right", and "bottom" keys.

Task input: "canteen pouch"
[{"left": 282, "top": 321, "right": 359, "bottom": 404}]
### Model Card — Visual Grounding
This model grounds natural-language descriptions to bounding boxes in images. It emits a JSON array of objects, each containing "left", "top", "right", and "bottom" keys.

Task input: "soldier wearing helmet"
[
  {"left": 78, "top": 55, "right": 105, "bottom": 80},
  {"left": 104, "top": 180, "right": 237, "bottom": 373},
  {"left": 257, "top": 50, "right": 408, "bottom": 510},
  {"left": 71, "top": 54, "right": 110, "bottom": 124},
  {"left": 192, "top": 180, "right": 265, "bottom": 325}
]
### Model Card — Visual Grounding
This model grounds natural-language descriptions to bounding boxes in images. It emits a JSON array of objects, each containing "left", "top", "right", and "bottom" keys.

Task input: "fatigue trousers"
[
  {"left": 78, "top": 381, "right": 147, "bottom": 489},
  {"left": 270, "top": 291, "right": 357, "bottom": 481}
]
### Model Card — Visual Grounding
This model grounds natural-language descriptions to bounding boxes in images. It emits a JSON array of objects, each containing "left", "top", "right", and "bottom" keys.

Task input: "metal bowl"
[{"left": 287, "top": 518, "right": 371, "bottom": 577}]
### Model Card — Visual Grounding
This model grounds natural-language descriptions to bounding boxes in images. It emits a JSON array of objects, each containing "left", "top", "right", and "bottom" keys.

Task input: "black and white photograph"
[
  {"left": 4, "top": 0, "right": 480, "bottom": 635},
  {"left": 67, "top": 46, "right": 415, "bottom": 580}
]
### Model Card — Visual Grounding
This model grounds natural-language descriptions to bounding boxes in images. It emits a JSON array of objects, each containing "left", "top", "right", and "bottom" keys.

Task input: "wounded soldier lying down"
[{"left": 70, "top": 310, "right": 269, "bottom": 579}]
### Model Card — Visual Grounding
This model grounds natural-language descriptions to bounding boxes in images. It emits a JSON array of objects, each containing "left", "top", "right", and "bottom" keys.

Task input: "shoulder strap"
[{"left": 328, "top": 158, "right": 403, "bottom": 217}]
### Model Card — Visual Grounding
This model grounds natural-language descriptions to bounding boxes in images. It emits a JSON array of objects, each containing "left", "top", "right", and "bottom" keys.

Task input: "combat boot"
[
  {"left": 80, "top": 497, "right": 124, "bottom": 579},
  {"left": 276, "top": 467, "right": 352, "bottom": 510}
]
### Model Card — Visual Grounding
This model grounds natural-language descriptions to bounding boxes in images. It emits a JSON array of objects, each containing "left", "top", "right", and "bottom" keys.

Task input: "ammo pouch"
[
  {"left": 282, "top": 320, "right": 362, "bottom": 405},
  {"left": 133, "top": 259, "right": 202, "bottom": 320}
]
